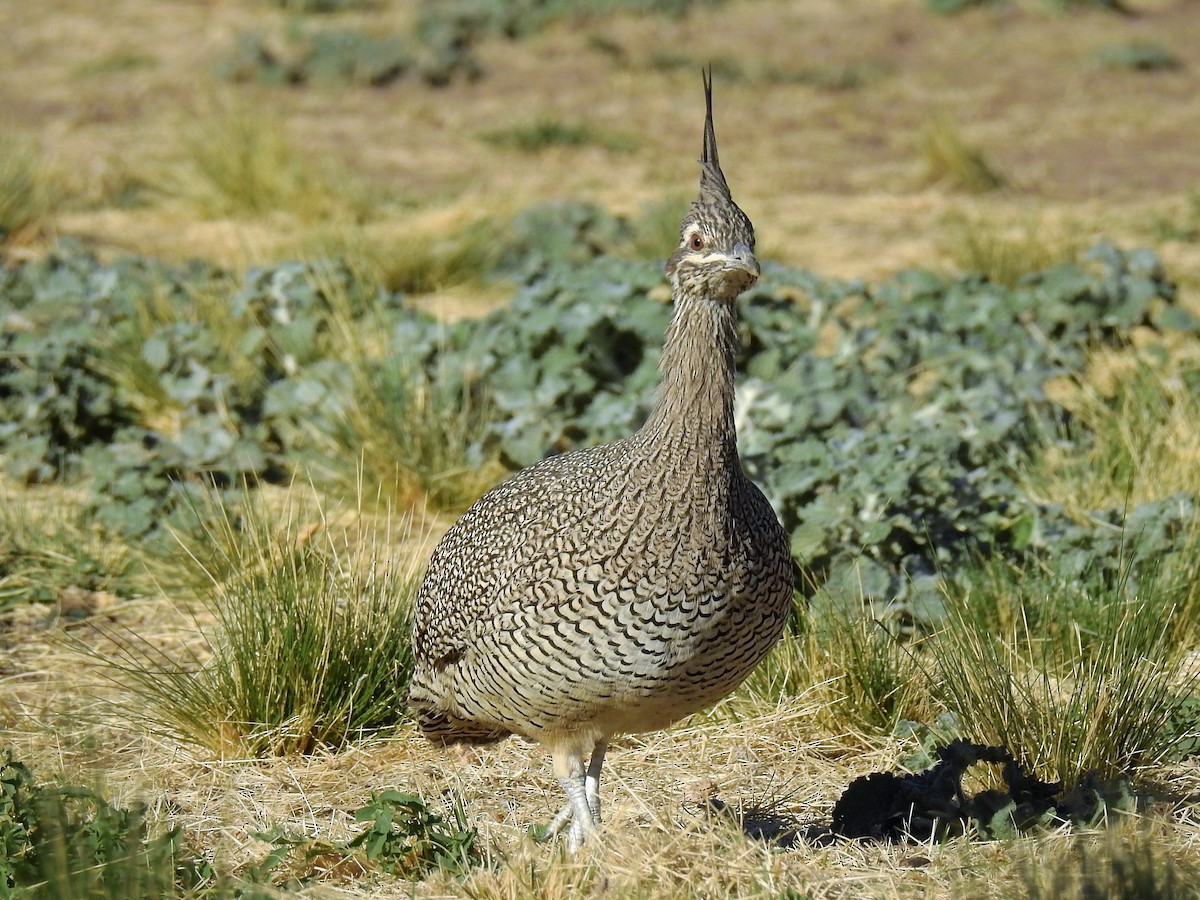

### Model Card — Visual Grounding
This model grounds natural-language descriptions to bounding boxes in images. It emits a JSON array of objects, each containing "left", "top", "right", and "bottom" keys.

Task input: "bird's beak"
[{"left": 729, "top": 241, "right": 760, "bottom": 280}]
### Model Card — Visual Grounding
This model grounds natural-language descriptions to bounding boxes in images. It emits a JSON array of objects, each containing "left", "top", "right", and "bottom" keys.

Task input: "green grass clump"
[
  {"left": 482, "top": 119, "right": 637, "bottom": 153},
  {"left": 73, "top": 51, "right": 157, "bottom": 77},
  {"left": 0, "top": 491, "right": 136, "bottom": 614},
  {"left": 86, "top": 497, "right": 418, "bottom": 758},
  {"left": 728, "top": 601, "right": 927, "bottom": 735},
  {"left": 272, "top": 0, "right": 373, "bottom": 11},
  {"left": 931, "top": 551, "right": 1199, "bottom": 787},
  {"left": 0, "top": 132, "right": 53, "bottom": 243},
  {"left": 1028, "top": 359, "right": 1200, "bottom": 511},
  {"left": 162, "top": 107, "right": 370, "bottom": 222},
  {"left": 919, "top": 116, "right": 1005, "bottom": 193},
  {"left": 947, "top": 215, "right": 1078, "bottom": 286},
  {"left": 1150, "top": 190, "right": 1200, "bottom": 242},
  {"left": 336, "top": 359, "right": 501, "bottom": 512},
  {"left": 924, "top": 0, "right": 1002, "bottom": 13},
  {"left": 369, "top": 220, "right": 505, "bottom": 295}
]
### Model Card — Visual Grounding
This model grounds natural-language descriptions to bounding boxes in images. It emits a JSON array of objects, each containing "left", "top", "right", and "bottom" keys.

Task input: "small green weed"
[
  {"left": 483, "top": 119, "right": 637, "bottom": 153},
  {"left": 348, "top": 791, "right": 481, "bottom": 879},
  {"left": 248, "top": 791, "right": 483, "bottom": 885},
  {"left": 1091, "top": 41, "right": 1181, "bottom": 72},
  {"left": 919, "top": 116, "right": 1005, "bottom": 193}
]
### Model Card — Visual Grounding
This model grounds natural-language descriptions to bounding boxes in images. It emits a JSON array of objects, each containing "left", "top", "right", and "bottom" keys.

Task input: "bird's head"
[{"left": 665, "top": 69, "right": 759, "bottom": 303}]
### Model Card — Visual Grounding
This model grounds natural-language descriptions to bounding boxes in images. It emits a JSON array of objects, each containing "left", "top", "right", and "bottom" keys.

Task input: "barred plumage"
[{"left": 407, "top": 71, "right": 794, "bottom": 849}]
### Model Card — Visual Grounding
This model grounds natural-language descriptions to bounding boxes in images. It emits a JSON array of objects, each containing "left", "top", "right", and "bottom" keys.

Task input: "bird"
[{"left": 407, "top": 70, "right": 795, "bottom": 850}]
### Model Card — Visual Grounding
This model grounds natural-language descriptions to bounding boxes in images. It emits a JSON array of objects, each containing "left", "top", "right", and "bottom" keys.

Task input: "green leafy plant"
[
  {"left": 4, "top": 236, "right": 1195, "bottom": 629},
  {"left": 0, "top": 750, "right": 216, "bottom": 898},
  {"left": 245, "top": 791, "right": 484, "bottom": 886},
  {"left": 346, "top": 791, "right": 481, "bottom": 879}
]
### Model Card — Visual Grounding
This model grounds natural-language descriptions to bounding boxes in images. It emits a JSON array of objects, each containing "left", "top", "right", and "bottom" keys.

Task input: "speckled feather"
[{"left": 408, "top": 72, "right": 794, "bottom": 760}]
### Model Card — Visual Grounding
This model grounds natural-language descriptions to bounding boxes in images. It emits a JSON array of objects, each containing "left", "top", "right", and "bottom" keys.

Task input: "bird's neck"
[{"left": 638, "top": 292, "right": 738, "bottom": 466}]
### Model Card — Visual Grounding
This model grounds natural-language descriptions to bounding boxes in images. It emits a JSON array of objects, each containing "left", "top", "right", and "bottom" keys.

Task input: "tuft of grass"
[
  {"left": 160, "top": 105, "right": 373, "bottom": 222},
  {"left": 919, "top": 116, "right": 1005, "bottom": 193},
  {"left": 0, "top": 132, "right": 54, "bottom": 243},
  {"left": 1030, "top": 358, "right": 1200, "bottom": 510},
  {"left": 946, "top": 214, "right": 1078, "bottom": 286},
  {"left": 925, "top": 0, "right": 1002, "bottom": 13},
  {"left": 272, "top": 0, "right": 374, "bottom": 11},
  {"left": 73, "top": 51, "right": 158, "bottom": 77},
  {"left": 1149, "top": 189, "right": 1200, "bottom": 243},
  {"left": 293, "top": 265, "right": 504, "bottom": 513},
  {"left": 728, "top": 601, "right": 927, "bottom": 735},
  {"left": 622, "top": 196, "right": 691, "bottom": 262},
  {"left": 0, "top": 489, "right": 136, "bottom": 614},
  {"left": 805, "top": 606, "right": 928, "bottom": 735},
  {"left": 80, "top": 493, "right": 418, "bottom": 758},
  {"left": 482, "top": 118, "right": 637, "bottom": 153},
  {"left": 931, "top": 552, "right": 1199, "bottom": 787},
  {"left": 368, "top": 219, "right": 505, "bottom": 295}
]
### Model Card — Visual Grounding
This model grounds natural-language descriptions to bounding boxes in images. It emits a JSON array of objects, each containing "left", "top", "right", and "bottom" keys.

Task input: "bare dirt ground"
[{"left": 4, "top": 1, "right": 1200, "bottom": 897}]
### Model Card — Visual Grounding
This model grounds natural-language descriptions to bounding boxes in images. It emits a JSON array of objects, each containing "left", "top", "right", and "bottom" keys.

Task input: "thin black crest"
[{"left": 699, "top": 66, "right": 732, "bottom": 204}]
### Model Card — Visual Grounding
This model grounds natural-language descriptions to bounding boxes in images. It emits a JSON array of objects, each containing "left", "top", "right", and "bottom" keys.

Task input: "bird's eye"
[{"left": 689, "top": 234, "right": 705, "bottom": 251}]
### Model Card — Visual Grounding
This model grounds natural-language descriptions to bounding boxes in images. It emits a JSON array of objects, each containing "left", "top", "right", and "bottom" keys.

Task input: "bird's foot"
[
  {"left": 533, "top": 777, "right": 601, "bottom": 851},
  {"left": 532, "top": 802, "right": 575, "bottom": 843}
]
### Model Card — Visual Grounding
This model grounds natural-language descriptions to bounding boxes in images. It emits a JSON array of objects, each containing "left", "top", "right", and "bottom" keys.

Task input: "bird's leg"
[
  {"left": 559, "top": 774, "right": 594, "bottom": 851},
  {"left": 584, "top": 739, "right": 608, "bottom": 825},
  {"left": 535, "top": 740, "right": 602, "bottom": 850},
  {"left": 538, "top": 740, "right": 605, "bottom": 840}
]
